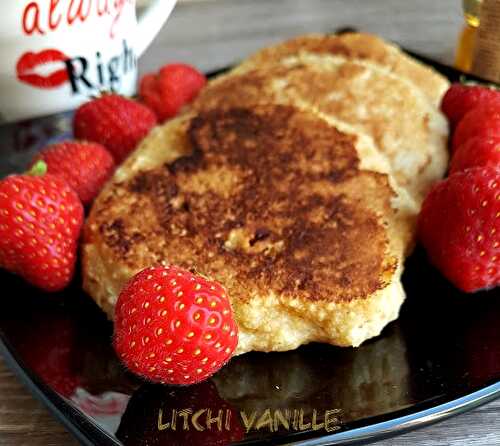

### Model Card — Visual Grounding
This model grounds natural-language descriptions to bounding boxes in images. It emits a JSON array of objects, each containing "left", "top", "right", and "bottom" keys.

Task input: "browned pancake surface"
[{"left": 89, "top": 105, "right": 395, "bottom": 307}]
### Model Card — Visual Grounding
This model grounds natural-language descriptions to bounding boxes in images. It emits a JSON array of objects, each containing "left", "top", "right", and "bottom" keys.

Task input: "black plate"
[{"left": 0, "top": 54, "right": 499, "bottom": 446}]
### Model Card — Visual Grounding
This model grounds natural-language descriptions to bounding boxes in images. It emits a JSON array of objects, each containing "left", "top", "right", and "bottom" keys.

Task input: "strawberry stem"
[{"left": 27, "top": 160, "right": 48, "bottom": 177}]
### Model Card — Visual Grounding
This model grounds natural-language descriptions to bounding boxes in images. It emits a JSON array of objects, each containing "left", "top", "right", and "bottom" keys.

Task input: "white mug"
[{"left": 0, "top": 0, "right": 177, "bottom": 122}]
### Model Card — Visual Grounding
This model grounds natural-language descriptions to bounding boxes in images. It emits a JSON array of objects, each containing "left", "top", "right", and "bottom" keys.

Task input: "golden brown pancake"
[{"left": 83, "top": 105, "right": 410, "bottom": 353}]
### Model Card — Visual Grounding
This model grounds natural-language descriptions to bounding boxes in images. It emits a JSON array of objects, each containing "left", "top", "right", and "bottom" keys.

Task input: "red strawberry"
[
  {"left": 441, "top": 83, "right": 500, "bottom": 129},
  {"left": 113, "top": 265, "right": 238, "bottom": 385},
  {"left": 0, "top": 162, "right": 83, "bottom": 292},
  {"left": 452, "top": 104, "right": 500, "bottom": 153},
  {"left": 31, "top": 140, "right": 115, "bottom": 206},
  {"left": 139, "top": 63, "right": 207, "bottom": 122},
  {"left": 450, "top": 136, "right": 500, "bottom": 174},
  {"left": 116, "top": 381, "right": 245, "bottom": 446},
  {"left": 418, "top": 166, "right": 500, "bottom": 292},
  {"left": 73, "top": 94, "right": 157, "bottom": 163}
]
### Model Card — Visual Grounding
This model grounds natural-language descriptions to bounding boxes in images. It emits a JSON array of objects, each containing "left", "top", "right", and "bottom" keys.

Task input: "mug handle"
[{"left": 136, "top": 0, "right": 178, "bottom": 57}]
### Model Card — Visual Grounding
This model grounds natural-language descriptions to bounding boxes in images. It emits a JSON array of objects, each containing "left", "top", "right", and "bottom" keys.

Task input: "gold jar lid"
[{"left": 463, "top": 0, "right": 482, "bottom": 26}]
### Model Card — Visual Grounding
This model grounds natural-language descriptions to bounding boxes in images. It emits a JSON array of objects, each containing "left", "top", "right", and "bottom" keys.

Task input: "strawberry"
[
  {"left": 0, "top": 161, "right": 83, "bottom": 292},
  {"left": 31, "top": 140, "right": 115, "bottom": 206},
  {"left": 139, "top": 63, "right": 207, "bottom": 122},
  {"left": 113, "top": 265, "right": 238, "bottom": 385},
  {"left": 73, "top": 94, "right": 157, "bottom": 163},
  {"left": 418, "top": 166, "right": 500, "bottom": 292},
  {"left": 441, "top": 83, "right": 500, "bottom": 129},
  {"left": 116, "top": 381, "right": 245, "bottom": 446},
  {"left": 452, "top": 103, "right": 500, "bottom": 153},
  {"left": 450, "top": 136, "right": 500, "bottom": 174}
]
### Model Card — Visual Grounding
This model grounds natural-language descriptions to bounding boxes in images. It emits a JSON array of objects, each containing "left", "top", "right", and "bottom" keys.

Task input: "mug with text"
[{"left": 0, "top": 0, "right": 177, "bottom": 122}]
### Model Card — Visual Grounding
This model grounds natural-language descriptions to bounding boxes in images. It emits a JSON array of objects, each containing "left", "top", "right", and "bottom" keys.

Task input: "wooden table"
[{"left": 0, "top": 0, "right": 498, "bottom": 445}]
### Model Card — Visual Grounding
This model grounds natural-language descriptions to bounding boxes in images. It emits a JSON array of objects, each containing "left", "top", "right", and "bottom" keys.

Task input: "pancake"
[
  {"left": 82, "top": 105, "right": 412, "bottom": 353},
  {"left": 234, "top": 32, "right": 449, "bottom": 107},
  {"left": 189, "top": 52, "right": 449, "bottom": 204}
]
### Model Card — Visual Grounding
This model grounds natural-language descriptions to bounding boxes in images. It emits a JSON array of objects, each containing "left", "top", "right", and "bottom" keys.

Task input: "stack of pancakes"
[{"left": 82, "top": 33, "right": 449, "bottom": 354}]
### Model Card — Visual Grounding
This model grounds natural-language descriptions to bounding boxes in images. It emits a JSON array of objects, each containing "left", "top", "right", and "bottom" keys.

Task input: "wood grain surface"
[{"left": 0, "top": 0, "right": 498, "bottom": 445}]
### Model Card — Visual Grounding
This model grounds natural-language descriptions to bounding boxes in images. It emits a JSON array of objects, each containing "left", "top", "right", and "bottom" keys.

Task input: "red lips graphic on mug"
[{"left": 16, "top": 49, "right": 69, "bottom": 89}]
